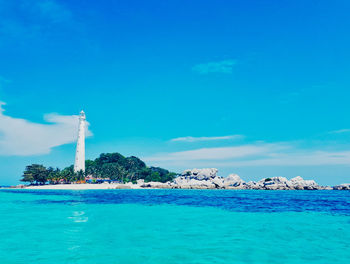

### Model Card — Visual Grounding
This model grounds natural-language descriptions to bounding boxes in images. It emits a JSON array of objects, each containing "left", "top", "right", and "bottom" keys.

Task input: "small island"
[
  {"left": 15, "top": 152, "right": 350, "bottom": 190},
  {"left": 12, "top": 111, "right": 349, "bottom": 191},
  {"left": 19, "top": 152, "right": 176, "bottom": 187}
]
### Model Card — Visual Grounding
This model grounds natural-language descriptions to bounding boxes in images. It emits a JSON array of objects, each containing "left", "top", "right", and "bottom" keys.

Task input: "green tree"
[
  {"left": 21, "top": 166, "right": 35, "bottom": 184},
  {"left": 162, "top": 172, "right": 177, "bottom": 183},
  {"left": 85, "top": 160, "right": 97, "bottom": 177},
  {"left": 125, "top": 156, "right": 146, "bottom": 171},
  {"left": 21, "top": 152, "right": 178, "bottom": 184},
  {"left": 97, "top": 153, "right": 126, "bottom": 167},
  {"left": 75, "top": 170, "right": 84, "bottom": 182},
  {"left": 60, "top": 166, "right": 75, "bottom": 183},
  {"left": 21, "top": 164, "right": 48, "bottom": 185},
  {"left": 145, "top": 172, "right": 161, "bottom": 182},
  {"left": 149, "top": 167, "right": 177, "bottom": 183},
  {"left": 46, "top": 167, "right": 62, "bottom": 184}
]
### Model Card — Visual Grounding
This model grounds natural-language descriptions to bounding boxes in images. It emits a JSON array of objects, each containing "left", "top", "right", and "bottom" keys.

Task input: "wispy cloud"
[
  {"left": 209, "top": 151, "right": 350, "bottom": 167},
  {"left": 145, "top": 143, "right": 288, "bottom": 162},
  {"left": 328, "top": 129, "right": 350, "bottom": 134},
  {"left": 170, "top": 135, "right": 243, "bottom": 143},
  {"left": 192, "top": 60, "right": 237, "bottom": 74},
  {"left": 144, "top": 143, "right": 350, "bottom": 168},
  {"left": 0, "top": 102, "right": 92, "bottom": 156}
]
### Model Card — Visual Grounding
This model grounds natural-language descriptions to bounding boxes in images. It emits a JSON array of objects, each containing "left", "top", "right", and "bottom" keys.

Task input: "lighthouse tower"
[{"left": 74, "top": 110, "right": 86, "bottom": 173}]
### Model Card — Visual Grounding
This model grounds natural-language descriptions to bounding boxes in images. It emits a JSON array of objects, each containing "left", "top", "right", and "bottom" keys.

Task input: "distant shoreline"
[
  {"left": 12, "top": 183, "right": 144, "bottom": 190},
  {"left": 6, "top": 168, "right": 350, "bottom": 191},
  {"left": 5, "top": 182, "right": 350, "bottom": 190}
]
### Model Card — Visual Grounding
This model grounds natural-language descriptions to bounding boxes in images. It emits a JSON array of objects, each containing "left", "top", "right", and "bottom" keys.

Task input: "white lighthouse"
[{"left": 74, "top": 110, "right": 86, "bottom": 173}]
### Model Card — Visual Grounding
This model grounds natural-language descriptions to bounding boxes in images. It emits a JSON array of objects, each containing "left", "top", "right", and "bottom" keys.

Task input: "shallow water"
[{"left": 0, "top": 189, "right": 349, "bottom": 264}]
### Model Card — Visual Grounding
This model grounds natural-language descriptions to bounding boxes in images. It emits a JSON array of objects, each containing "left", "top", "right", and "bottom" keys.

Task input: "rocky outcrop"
[
  {"left": 137, "top": 179, "right": 171, "bottom": 189},
  {"left": 243, "top": 176, "right": 323, "bottom": 190},
  {"left": 170, "top": 169, "right": 245, "bottom": 189},
  {"left": 130, "top": 168, "right": 345, "bottom": 190},
  {"left": 172, "top": 176, "right": 216, "bottom": 189},
  {"left": 182, "top": 168, "right": 218, "bottom": 180},
  {"left": 289, "top": 176, "right": 320, "bottom": 190},
  {"left": 333, "top": 183, "right": 350, "bottom": 190},
  {"left": 170, "top": 168, "right": 219, "bottom": 189},
  {"left": 168, "top": 168, "right": 330, "bottom": 190}
]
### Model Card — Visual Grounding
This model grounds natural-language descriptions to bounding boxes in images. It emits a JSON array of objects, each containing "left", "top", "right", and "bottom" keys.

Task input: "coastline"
[
  {"left": 21, "top": 183, "right": 143, "bottom": 190},
  {"left": 8, "top": 169, "right": 350, "bottom": 190},
  {"left": 8, "top": 182, "right": 350, "bottom": 190}
]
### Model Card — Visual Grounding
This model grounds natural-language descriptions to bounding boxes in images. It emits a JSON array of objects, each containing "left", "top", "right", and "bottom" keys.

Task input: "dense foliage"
[{"left": 21, "top": 153, "right": 177, "bottom": 185}]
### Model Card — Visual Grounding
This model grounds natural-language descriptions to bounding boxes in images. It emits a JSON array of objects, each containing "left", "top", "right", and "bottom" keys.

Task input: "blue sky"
[{"left": 0, "top": 0, "right": 350, "bottom": 185}]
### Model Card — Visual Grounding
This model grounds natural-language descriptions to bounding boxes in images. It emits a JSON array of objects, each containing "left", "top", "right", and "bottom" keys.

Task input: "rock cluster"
[
  {"left": 131, "top": 168, "right": 348, "bottom": 190},
  {"left": 136, "top": 179, "right": 172, "bottom": 189},
  {"left": 244, "top": 176, "right": 323, "bottom": 190},
  {"left": 165, "top": 168, "right": 334, "bottom": 190},
  {"left": 169, "top": 169, "right": 245, "bottom": 189},
  {"left": 19, "top": 169, "right": 348, "bottom": 190},
  {"left": 333, "top": 183, "right": 350, "bottom": 190}
]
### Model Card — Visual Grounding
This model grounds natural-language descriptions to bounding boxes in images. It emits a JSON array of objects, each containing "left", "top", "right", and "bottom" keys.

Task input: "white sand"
[{"left": 24, "top": 183, "right": 143, "bottom": 190}]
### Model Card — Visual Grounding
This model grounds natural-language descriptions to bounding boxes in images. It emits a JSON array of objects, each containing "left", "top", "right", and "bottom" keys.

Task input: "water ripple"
[{"left": 2, "top": 189, "right": 350, "bottom": 215}]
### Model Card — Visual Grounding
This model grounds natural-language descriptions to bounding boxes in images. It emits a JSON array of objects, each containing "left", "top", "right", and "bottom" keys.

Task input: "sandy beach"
[{"left": 24, "top": 183, "right": 143, "bottom": 190}]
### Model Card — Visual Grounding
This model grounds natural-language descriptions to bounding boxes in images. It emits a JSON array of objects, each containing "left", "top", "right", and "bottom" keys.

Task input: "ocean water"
[{"left": 0, "top": 190, "right": 349, "bottom": 264}]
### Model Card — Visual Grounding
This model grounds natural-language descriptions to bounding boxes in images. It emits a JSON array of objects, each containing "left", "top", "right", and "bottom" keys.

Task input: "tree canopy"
[
  {"left": 21, "top": 152, "right": 177, "bottom": 185},
  {"left": 21, "top": 164, "right": 49, "bottom": 185}
]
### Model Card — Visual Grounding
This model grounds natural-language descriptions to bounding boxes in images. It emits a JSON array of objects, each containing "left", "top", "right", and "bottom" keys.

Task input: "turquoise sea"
[{"left": 0, "top": 189, "right": 349, "bottom": 264}]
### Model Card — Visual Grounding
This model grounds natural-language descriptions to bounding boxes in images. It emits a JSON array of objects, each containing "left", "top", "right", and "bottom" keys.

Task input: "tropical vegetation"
[{"left": 20, "top": 152, "right": 177, "bottom": 185}]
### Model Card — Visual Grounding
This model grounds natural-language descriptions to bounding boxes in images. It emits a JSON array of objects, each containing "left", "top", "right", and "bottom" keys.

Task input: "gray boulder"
[
  {"left": 223, "top": 174, "right": 245, "bottom": 188},
  {"left": 211, "top": 176, "right": 225, "bottom": 188},
  {"left": 173, "top": 168, "right": 220, "bottom": 188},
  {"left": 245, "top": 181, "right": 261, "bottom": 189},
  {"left": 182, "top": 168, "right": 218, "bottom": 180},
  {"left": 333, "top": 183, "right": 350, "bottom": 190},
  {"left": 140, "top": 181, "right": 170, "bottom": 188},
  {"left": 259, "top": 177, "right": 290, "bottom": 190},
  {"left": 289, "top": 176, "right": 320, "bottom": 190}
]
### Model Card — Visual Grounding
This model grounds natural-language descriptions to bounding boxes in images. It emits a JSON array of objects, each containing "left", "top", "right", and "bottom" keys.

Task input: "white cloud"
[
  {"left": 192, "top": 60, "right": 236, "bottom": 74},
  {"left": 209, "top": 151, "right": 350, "bottom": 167},
  {"left": 170, "top": 135, "right": 243, "bottom": 143},
  {"left": 144, "top": 143, "right": 350, "bottom": 168},
  {"left": 328, "top": 129, "right": 350, "bottom": 134},
  {"left": 0, "top": 102, "right": 92, "bottom": 156},
  {"left": 145, "top": 143, "right": 288, "bottom": 162}
]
